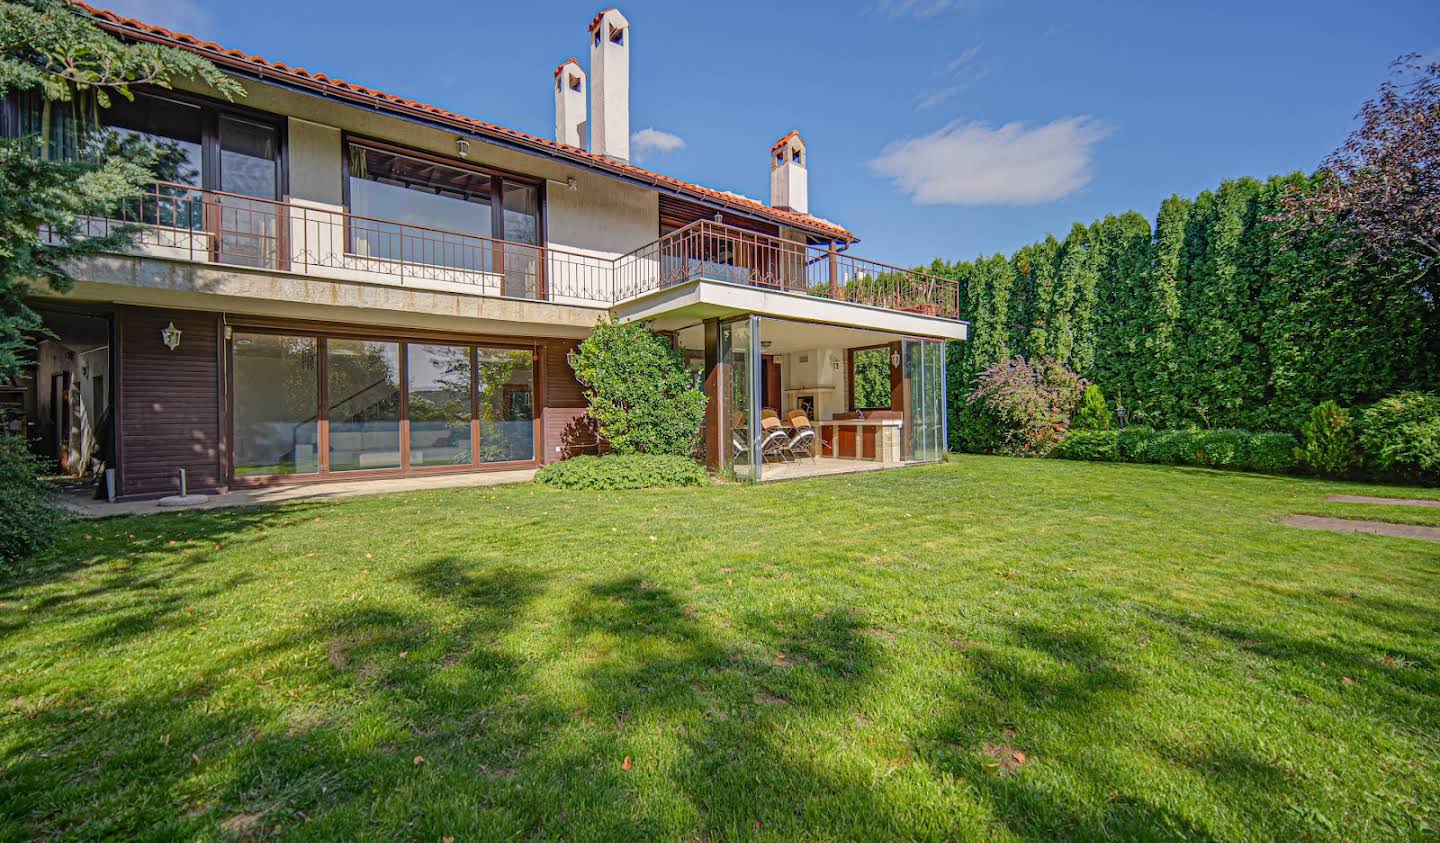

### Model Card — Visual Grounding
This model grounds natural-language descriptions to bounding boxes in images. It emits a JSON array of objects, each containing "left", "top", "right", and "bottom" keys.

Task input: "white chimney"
[
  {"left": 770, "top": 131, "right": 808, "bottom": 214},
  {"left": 554, "top": 58, "right": 587, "bottom": 148},
  {"left": 588, "top": 8, "right": 630, "bottom": 161}
]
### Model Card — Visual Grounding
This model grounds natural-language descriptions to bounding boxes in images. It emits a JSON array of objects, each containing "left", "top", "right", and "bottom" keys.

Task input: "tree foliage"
[
  {"left": 569, "top": 319, "right": 707, "bottom": 457},
  {"left": 0, "top": 0, "right": 242, "bottom": 379},
  {"left": 967, "top": 356, "right": 1083, "bottom": 457},
  {"left": 932, "top": 56, "right": 1439, "bottom": 447}
]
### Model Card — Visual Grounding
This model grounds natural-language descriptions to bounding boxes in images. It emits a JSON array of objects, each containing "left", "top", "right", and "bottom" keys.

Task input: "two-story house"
[{"left": 3, "top": 3, "right": 966, "bottom": 498}]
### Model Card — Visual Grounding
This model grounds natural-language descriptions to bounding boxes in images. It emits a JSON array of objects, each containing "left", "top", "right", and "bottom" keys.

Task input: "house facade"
[{"left": 2, "top": 3, "right": 966, "bottom": 498}]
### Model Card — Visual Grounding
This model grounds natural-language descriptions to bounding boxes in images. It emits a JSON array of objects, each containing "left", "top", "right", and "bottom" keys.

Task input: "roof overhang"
[
  {"left": 74, "top": 3, "right": 858, "bottom": 244},
  {"left": 611, "top": 279, "right": 969, "bottom": 341}
]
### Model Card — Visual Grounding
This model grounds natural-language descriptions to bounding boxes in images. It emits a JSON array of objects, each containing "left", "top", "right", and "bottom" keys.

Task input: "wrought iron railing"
[
  {"left": 613, "top": 221, "right": 962, "bottom": 320},
  {"left": 64, "top": 183, "right": 963, "bottom": 321}
]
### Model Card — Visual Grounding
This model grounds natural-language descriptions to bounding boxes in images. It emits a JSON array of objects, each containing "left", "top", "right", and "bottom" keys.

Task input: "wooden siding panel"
[
  {"left": 540, "top": 339, "right": 596, "bottom": 463},
  {"left": 116, "top": 307, "right": 223, "bottom": 497}
]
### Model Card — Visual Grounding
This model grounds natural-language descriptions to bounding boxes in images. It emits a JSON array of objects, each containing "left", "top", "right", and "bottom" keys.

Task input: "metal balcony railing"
[
  {"left": 614, "top": 221, "right": 962, "bottom": 320},
  {"left": 65, "top": 183, "right": 964, "bottom": 322}
]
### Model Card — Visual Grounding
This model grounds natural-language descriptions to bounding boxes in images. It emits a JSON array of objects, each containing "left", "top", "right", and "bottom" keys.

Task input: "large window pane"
[
  {"left": 501, "top": 181, "right": 541, "bottom": 298},
  {"left": 476, "top": 348, "right": 534, "bottom": 462},
  {"left": 348, "top": 146, "right": 492, "bottom": 271},
  {"left": 328, "top": 340, "right": 402, "bottom": 471},
  {"left": 218, "top": 116, "right": 280, "bottom": 267},
  {"left": 720, "top": 317, "right": 757, "bottom": 479},
  {"left": 101, "top": 94, "right": 204, "bottom": 230},
  {"left": 852, "top": 347, "right": 892, "bottom": 410},
  {"left": 407, "top": 344, "right": 473, "bottom": 467},
  {"left": 233, "top": 333, "right": 318, "bottom": 476}
]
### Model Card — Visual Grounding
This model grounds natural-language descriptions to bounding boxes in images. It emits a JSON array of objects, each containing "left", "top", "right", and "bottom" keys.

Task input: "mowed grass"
[{"left": 1, "top": 456, "right": 1437, "bottom": 841}]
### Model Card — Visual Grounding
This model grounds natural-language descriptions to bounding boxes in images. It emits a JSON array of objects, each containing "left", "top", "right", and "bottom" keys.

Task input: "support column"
[{"left": 702, "top": 318, "right": 722, "bottom": 471}]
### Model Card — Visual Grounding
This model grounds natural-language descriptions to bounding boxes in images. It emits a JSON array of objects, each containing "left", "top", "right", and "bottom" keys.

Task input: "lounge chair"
[
  {"left": 758, "top": 416, "right": 793, "bottom": 463},
  {"left": 785, "top": 413, "right": 821, "bottom": 461}
]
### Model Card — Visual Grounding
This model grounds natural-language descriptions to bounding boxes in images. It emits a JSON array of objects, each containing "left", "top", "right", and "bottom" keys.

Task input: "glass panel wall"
[
  {"left": 905, "top": 339, "right": 946, "bottom": 462},
  {"left": 217, "top": 115, "right": 280, "bottom": 267},
  {"left": 501, "top": 182, "right": 541, "bottom": 298},
  {"left": 477, "top": 348, "right": 535, "bottom": 463},
  {"left": 232, "top": 333, "right": 318, "bottom": 476},
  {"left": 719, "top": 316, "right": 758, "bottom": 480},
  {"left": 407, "top": 343, "right": 472, "bottom": 467},
  {"left": 347, "top": 145, "right": 493, "bottom": 272},
  {"left": 327, "top": 339, "right": 402, "bottom": 471}
]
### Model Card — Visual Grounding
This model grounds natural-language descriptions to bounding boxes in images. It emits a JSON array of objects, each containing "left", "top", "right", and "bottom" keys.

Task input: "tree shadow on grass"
[{"left": 0, "top": 551, "right": 562, "bottom": 840}]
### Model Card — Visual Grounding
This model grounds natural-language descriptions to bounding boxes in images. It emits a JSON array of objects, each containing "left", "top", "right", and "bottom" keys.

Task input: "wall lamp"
[{"left": 161, "top": 321, "right": 182, "bottom": 351}]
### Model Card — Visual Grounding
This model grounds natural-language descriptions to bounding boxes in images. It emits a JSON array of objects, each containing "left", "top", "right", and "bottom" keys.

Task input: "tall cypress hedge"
[{"left": 939, "top": 172, "right": 1439, "bottom": 449}]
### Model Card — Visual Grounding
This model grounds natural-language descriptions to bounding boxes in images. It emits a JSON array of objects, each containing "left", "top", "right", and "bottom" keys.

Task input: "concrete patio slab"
[
  {"left": 62, "top": 469, "right": 537, "bottom": 519},
  {"left": 1325, "top": 494, "right": 1440, "bottom": 508},
  {"left": 1281, "top": 514, "right": 1440, "bottom": 542}
]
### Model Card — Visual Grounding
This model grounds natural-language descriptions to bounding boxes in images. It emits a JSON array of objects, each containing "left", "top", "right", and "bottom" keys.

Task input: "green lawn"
[{"left": 2, "top": 456, "right": 1437, "bottom": 841}]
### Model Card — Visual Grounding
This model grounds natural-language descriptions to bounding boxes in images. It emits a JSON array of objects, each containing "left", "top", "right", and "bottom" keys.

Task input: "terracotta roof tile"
[
  {"left": 771, "top": 130, "right": 804, "bottom": 153},
  {"left": 69, "top": 2, "right": 854, "bottom": 241},
  {"left": 553, "top": 57, "right": 582, "bottom": 78}
]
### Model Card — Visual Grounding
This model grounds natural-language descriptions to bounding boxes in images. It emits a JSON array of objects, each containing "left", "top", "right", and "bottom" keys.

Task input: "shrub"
[
  {"left": 1297, "top": 401, "right": 1358, "bottom": 476},
  {"left": 1051, "top": 430, "right": 1118, "bottom": 461},
  {"left": 568, "top": 319, "right": 707, "bottom": 457},
  {"left": 1116, "top": 426, "right": 1155, "bottom": 462},
  {"left": 0, "top": 431, "right": 65, "bottom": 565},
  {"left": 533, "top": 454, "right": 709, "bottom": 490},
  {"left": 1244, "top": 432, "right": 1300, "bottom": 474},
  {"left": 1073, "top": 385, "right": 1112, "bottom": 431},
  {"left": 1358, "top": 392, "right": 1440, "bottom": 483},
  {"left": 967, "top": 356, "right": 1084, "bottom": 457},
  {"left": 950, "top": 398, "right": 1005, "bottom": 454},
  {"left": 1051, "top": 426, "right": 1298, "bottom": 475}
]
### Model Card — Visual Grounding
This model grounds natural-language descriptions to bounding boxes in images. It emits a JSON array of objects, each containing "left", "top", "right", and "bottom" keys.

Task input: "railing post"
[{"left": 827, "top": 242, "right": 839, "bottom": 300}]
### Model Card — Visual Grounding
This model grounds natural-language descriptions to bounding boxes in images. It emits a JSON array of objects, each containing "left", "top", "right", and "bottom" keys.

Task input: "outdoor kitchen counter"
[{"left": 817, "top": 418, "right": 904, "bottom": 462}]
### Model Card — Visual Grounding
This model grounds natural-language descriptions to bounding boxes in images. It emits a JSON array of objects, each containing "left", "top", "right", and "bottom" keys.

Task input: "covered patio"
[{"left": 616, "top": 268, "right": 965, "bottom": 481}]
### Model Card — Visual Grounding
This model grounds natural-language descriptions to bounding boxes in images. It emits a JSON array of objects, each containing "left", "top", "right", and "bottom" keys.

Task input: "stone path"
[
  {"left": 1281, "top": 515, "right": 1440, "bottom": 542},
  {"left": 1325, "top": 494, "right": 1440, "bottom": 508}
]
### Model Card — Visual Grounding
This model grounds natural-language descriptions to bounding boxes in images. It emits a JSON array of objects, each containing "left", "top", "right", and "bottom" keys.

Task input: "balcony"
[
  {"left": 614, "top": 221, "right": 963, "bottom": 322},
  {"left": 63, "top": 182, "right": 964, "bottom": 324}
]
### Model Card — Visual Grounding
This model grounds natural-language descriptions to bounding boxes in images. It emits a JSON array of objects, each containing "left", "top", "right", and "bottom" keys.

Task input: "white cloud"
[
  {"left": 99, "top": 0, "right": 212, "bottom": 33},
  {"left": 870, "top": 117, "right": 1111, "bottom": 205},
  {"left": 916, "top": 44, "right": 988, "bottom": 111},
  {"left": 870, "top": 0, "right": 970, "bottom": 18},
  {"left": 631, "top": 127, "right": 686, "bottom": 162}
]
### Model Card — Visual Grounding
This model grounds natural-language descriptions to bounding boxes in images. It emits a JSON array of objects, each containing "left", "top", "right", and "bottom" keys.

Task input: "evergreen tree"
[{"left": 1141, "top": 196, "right": 1189, "bottom": 426}]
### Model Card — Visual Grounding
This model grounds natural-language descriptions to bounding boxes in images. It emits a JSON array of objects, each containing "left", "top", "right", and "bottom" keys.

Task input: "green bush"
[
  {"left": 568, "top": 319, "right": 707, "bottom": 457},
  {"left": 1052, "top": 430, "right": 1118, "bottom": 461},
  {"left": 533, "top": 454, "right": 709, "bottom": 490},
  {"left": 1298, "top": 401, "right": 1358, "bottom": 477},
  {"left": 1116, "top": 426, "right": 1155, "bottom": 462},
  {"left": 1358, "top": 391, "right": 1440, "bottom": 483},
  {"left": 1244, "top": 432, "right": 1300, "bottom": 474},
  {"left": 0, "top": 431, "right": 65, "bottom": 565},
  {"left": 1073, "top": 385, "right": 1112, "bottom": 431},
  {"left": 966, "top": 356, "right": 1084, "bottom": 456},
  {"left": 950, "top": 398, "right": 1005, "bottom": 454},
  {"left": 1049, "top": 425, "right": 1298, "bottom": 475}
]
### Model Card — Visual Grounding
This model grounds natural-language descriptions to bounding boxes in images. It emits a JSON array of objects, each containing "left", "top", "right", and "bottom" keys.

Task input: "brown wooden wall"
[
  {"left": 115, "top": 306, "right": 224, "bottom": 497},
  {"left": 540, "top": 338, "right": 597, "bottom": 463}
]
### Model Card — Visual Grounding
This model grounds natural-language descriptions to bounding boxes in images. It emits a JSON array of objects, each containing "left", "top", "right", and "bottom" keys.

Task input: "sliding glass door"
[{"left": 230, "top": 329, "right": 538, "bottom": 480}]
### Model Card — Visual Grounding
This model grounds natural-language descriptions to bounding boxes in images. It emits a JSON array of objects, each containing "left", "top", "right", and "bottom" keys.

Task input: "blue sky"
[{"left": 105, "top": 0, "right": 1439, "bottom": 265}]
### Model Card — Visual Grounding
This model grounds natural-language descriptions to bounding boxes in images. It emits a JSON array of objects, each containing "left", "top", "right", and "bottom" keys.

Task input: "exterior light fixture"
[
  {"left": 890, "top": 351, "right": 901, "bottom": 368},
  {"left": 160, "top": 321, "right": 182, "bottom": 351},
  {"left": 456, "top": 138, "right": 470, "bottom": 158}
]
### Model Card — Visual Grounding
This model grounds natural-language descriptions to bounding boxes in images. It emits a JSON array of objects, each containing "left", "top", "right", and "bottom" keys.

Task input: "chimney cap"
[
  {"left": 554, "top": 57, "right": 583, "bottom": 78},
  {"left": 588, "top": 7, "right": 626, "bottom": 32},
  {"left": 770, "top": 130, "right": 805, "bottom": 154}
]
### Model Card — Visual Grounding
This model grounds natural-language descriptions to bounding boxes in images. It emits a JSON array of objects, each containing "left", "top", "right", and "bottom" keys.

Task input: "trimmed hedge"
[
  {"left": 533, "top": 454, "right": 709, "bottom": 490},
  {"left": 0, "top": 432, "right": 66, "bottom": 566},
  {"left": 1052, "top": 426, "right": 1299, "bottom": 475}
]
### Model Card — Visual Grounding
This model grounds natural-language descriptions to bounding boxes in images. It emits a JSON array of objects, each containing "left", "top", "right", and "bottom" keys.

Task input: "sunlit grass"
[{"left": 1, "top": 456, "right": 1436, "bottom": 840}]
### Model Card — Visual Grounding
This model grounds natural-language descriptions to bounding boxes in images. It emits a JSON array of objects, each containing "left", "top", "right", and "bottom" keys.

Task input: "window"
[
  {"left": 609, "top": 24, "right": 625, "bottom": 45},
  {"left": 407, "top": 343, "right": 472, "bottom": 467},
  {"left": 230, "top": 331, "right": 540, "bottom": 478},
  {"left": 477, "top": 348, "right": 534, "bottom": 462},
  {"left": 851, "top": 346, "right": 893, "bottom": 410},
  {"left": 233, "top": 333, "right": 319, "bottom": 476},
  {"left": 345, "top": 141, "right": 543, "bottom": 288},
  {"left": 328, "top": 339, "right": 402, "bottom": 472}
]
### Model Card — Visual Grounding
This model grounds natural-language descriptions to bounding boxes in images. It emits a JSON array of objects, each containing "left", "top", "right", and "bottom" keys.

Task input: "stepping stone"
[
  {"left": 1282, "top": 515, "right": 1440, "bottom": 542},
  {"left": 1325, "top": 494, "right": 1440, "bottom": 508}
]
